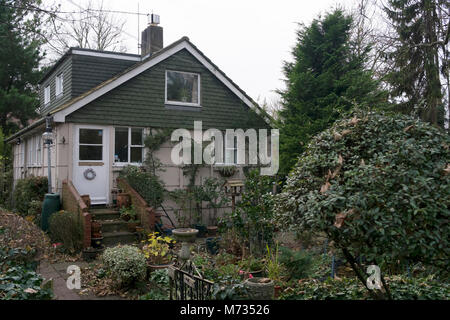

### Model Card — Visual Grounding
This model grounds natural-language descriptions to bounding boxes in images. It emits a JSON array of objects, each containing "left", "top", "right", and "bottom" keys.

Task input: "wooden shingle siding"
[
  {"left": 71, "top": 55, "right": 136, "bottom": 97},
  {"left": 39, "top": 56, "right": 73, "bottom": 115},
  {"left": 66, "top": 49, "right": 268, "bottom": 130}
]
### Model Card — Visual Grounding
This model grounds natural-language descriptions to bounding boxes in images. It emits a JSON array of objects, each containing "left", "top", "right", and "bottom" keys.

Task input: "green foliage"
[
  {"left": 280, "top": 275, "right": 450, "bottom": 300},
  {"left": 101, "top": 245, "right": 147, "bottom": 287},
  {"left": 238, "top": 256, "right": 265, "bottom": 272},
  {"left": 265, "top": 244, "right": 283, "bottom": 281},
  {"left": 119, "top": 205, "right": 138, "bottom": 222},
  {"left": 0, "top": 0, "right": 46, "bottom": 135},
  {"left": 384, "top": 0, "right": 447, "bottom": 127},
  {"left": 13, "top": 176, "right": 48, "bottom": 215},
  {"left": 279, "top": 247, "right": 313, "bottom": 280},
  {"left": 275, "top": 111, "right": 450, "bottom": 278},
  {"left": 119, "top": 165, "right": 165, "bottom": 209},
  {"left": 48, "top": 210, "right": 84, "bottom": 253},
  {"left": 139, "top": 269, "right": 170, "bottom": 300},
  {"left": 0, "top": 129, "right": 13, "bottom": 208},
  {"left": 0, "top": 246, "right": 52, "bottom": 300},
  {"left": 221, "top": 169, "right": 276, "bottom": 255},
  {"left": 170, "top": 177, "right": 229, "bottom": 226},
  {"left": 278, "top": 8, "right": 387, "bottom": 176},
  {"left": 212, "top": 280, "right": 249, "bottom": 300}
]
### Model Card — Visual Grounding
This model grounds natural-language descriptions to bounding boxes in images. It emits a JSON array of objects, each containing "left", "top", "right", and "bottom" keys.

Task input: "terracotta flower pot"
[
  {"left": 207, "top": 226, "right": 218, "bottom": 237},
  {"left": 274, "top": 285, "right": 282, "bottom": 298},
  {"left": 117, "top": 193, "right": 130, "bottom": 209},
  {"left": 91, "top": 221, "right": 102, "bottom": 235},
  {"left": 81, "top": 195, "right": 91, "bottom": 209},
  {"left": 127, "top": 222, "right": 139, "bottom": 232}
]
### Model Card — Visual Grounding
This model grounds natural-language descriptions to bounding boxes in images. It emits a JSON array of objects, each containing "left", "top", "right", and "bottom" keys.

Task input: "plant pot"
[
  {"left": 274, "top": 285, "right": 282, "bottom": 298},
  {"left": 136, "top": 226, "right": 144, "bottom": 233},
  {"left": 244, "top": 277, "right": 274, "bottom": 300},
  {"left": 91, "top": 237, "right": 104, "bottom": 249},
  {"left": 91, "top": 221, "right": 102, "bottom": 235},
  {"left": 82, "top": 248, "right": 101, "bottom": 261},
  {"left": 128, "top": 222, "right": 139, "bottom": 232},
  {"left": 206, "top": 237, "right": 220, "bottom": 255},
  {"left": 81, "top": 195, "right": 91, "bottom": 209},
  {"left": 117, "top": 193, "right": 130, "bottom": 209},
  {"left": 207, "top": 226, "right": 218, "bottom": 237},
  {"left": 147, "top": 261, "right": 175, "bottom": 273},
  {"left": 195, "top": 224, "right": 207, "bottom": 238}
]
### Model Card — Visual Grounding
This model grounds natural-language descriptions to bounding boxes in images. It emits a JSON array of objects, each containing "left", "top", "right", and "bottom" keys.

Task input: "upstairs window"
[
  {"left": 56, "top": 73, "right": 64, "bottom": 97},
  {"left": 114, "top": 127, "right": 144, "bottom": 164},
  {"left": 44, "top": 85, "right": 50, "bottom": 105},
  {"left": 165, "top": 70, "right": 200, "bottom": 106}
]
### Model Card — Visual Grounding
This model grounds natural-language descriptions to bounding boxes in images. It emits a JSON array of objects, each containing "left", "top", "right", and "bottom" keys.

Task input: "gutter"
[{"left": 4, "top": 118, "right": 46, "bottom": 143}]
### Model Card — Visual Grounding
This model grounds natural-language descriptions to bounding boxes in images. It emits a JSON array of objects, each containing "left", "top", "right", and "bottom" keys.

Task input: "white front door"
[{"left": 73, "top": 125, "right": 109, "bottom": 205}]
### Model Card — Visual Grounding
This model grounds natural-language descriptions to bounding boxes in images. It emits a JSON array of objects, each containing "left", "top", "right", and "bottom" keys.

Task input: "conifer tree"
[{"left": 278, "top": 9, "right": 385, "bottom": 176}]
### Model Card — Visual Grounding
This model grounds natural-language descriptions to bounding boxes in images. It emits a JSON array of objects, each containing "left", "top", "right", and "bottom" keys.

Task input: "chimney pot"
[{"left": 141, "top": 15, "right": 163, "bottom": 57}]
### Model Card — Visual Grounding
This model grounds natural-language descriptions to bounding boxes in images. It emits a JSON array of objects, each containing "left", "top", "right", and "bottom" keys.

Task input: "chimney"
[{"left": 141, "top": 14, "right": 163, "bottom": 57}]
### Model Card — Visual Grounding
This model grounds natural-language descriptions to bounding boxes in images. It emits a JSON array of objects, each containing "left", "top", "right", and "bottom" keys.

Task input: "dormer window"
[
  {"left": 44, "top": 85, "right": 50, "bottom": 105},
  {"left": 165, "top": 70, "right": 200, "bottom": 106},
  {"left": 56, "top": 73, "right": 64, "bottom": 97}
]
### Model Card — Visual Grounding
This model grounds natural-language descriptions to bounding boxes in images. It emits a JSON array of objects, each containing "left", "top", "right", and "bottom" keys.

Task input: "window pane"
[
  {"left": 130, "top": 147, "right": 143, "bottom": 163},
  {"left": 79, "top": 146, "right": 102, "bottom": 161},
  {"left": 131, "top": 128, "right": 143, "bottom": 145},
  {"left": 80, "top": 129, "right": 103, "bottom": 144},
  {"left": 115, "top": 128, "right": 128, "bottom": 162},
  {"left": 166, "top": 71, "right": 199, "bottom": 104}
]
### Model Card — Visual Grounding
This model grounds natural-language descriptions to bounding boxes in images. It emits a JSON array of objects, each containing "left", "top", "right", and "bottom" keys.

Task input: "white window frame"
[
  {"left": 78, "top": 128, "right": 104, "bottom": 163},
  {"left": 55, "top": 73, "right": 64, "bottom": 97},
  {"left": 44, "top": 85, "right": 50, "bottom": 105},
  {"left": 113, "top": 127, "right": 144, "bottom": 166},
  {"left": 165, "top": 70, "right": 201, "bottom": 107},
  {"left": 36, "top": 136, "right": 42, "bottom": 165},
  {"left": 26, "top": 136, "right": 42, "bottom": 167}
]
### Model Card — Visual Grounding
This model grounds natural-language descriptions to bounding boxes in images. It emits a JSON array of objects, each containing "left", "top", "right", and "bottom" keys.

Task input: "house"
[{"left": 5, "top": 18, "right": 270, "bottom": 226}]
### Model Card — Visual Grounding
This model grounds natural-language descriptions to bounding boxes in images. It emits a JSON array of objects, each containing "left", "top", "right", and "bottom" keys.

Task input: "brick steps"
[
  {"left": 90, "top": 206, "right": 137, "bottom": 247},
  {"left": 102, "top": 231, "right": 137, "bottom": 247}
]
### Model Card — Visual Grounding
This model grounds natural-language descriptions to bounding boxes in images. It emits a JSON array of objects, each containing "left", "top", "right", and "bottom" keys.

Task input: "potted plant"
[
  {"left": 91, "top": 232, "right": 103, "bottom": 248},
  {"left": 217, "top": 165, "right": 237, "bottom": 178},
  {"left": 120, "top": 205, "right": 137, "bottom": 222},
  {"left": 82, "top": 247, "right": 101, "bottom": 261},
  {"left": 239, "top": 256, "right": 265, "bottom": 278},
  {"left": 91, "top": 220, "right": 102, "bottom": 235},
  {"left": 244, "top": 277, "right": 274, "bottom": 300},
  {"left": 117, "top": 192, "right": 130, "bottom": 208},
  {"left": 141, "top": 232, "right": 176, "bottom": 272},
  {"left": 128, "top": 219, "right": 141, "bottom": 232}
]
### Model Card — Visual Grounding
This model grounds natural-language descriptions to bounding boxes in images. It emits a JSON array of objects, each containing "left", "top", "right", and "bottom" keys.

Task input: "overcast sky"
[{"left": 48, "top": 0, "right": 357, "bottom": 104}]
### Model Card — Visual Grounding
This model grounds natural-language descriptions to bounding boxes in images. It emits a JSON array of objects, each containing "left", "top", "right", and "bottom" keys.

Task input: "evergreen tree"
[
  {"left": 278, "top": 9, "right": 386, "bottom": 176},
  {"left": 0, "top": 0, "right": 46, "bottom": 135},
  {"left": 384, "top": 0, "right": 449, "bottom": 127}
]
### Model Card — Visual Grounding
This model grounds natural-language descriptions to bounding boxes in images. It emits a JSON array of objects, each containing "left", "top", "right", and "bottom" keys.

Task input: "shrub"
[
  {"left": 101, "top": 245, "right": 147, "bottom": 287},
  {"left": 48, "top": 210, "right": 84, "bottom": 253},
  {"left": 13, "top": 176, "right": 48, "bottom": 215},
  {"left": 119, "top": 165, "right": 164, "bottom": 209},
  {"left": 279, "top": 247, "right": 313, "bottom": 280},
  {"left": 275, "top": 111, "right": 450, "bottom": 298}
]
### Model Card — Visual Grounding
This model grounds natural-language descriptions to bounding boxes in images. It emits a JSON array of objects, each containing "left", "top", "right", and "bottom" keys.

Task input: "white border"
[{"left": 165, "top": 70, "right": 201, "bottom": 107}]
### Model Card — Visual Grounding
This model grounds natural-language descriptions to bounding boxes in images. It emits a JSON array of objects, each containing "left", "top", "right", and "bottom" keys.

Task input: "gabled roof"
[
  {"left": 51, "top": 37, "right": 272, "bottom": 124},
  {"left": 5, "top": 37, "right": 272, "bottom": 143}
]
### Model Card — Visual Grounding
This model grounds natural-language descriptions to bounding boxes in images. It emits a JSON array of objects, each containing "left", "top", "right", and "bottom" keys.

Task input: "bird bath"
[{"left": 172, "top": 228, "right": 198, "bottom": 261}]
